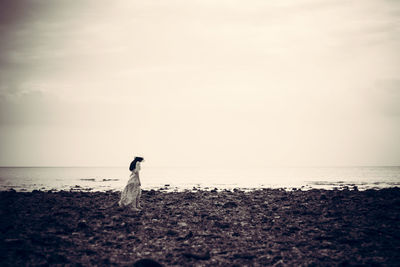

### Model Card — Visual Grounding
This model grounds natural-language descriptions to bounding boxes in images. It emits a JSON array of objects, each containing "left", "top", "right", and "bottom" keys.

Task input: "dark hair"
[{"left": 129, "top": 157, "right": 144, "bottom": 171}]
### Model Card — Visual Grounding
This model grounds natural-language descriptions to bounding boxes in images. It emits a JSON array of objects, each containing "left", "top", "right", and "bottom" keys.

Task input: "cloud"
[{"left": 0, "top": 87, "right": 61, "bottom": 125}]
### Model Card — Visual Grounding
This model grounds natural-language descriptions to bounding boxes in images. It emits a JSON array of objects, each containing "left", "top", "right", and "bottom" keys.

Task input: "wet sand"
[{"left": 1, "top": 188, "right": 399, "bottom": 266}]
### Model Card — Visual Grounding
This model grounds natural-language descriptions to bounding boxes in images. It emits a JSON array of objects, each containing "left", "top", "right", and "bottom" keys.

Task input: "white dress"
[{"left": 119, "top": 170, "right": 141, "bottom": 208}]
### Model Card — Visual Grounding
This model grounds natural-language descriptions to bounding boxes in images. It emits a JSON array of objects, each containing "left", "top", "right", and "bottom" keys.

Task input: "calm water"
[{"left": 0, "top": 166, "right": 399, "bottom": 192}]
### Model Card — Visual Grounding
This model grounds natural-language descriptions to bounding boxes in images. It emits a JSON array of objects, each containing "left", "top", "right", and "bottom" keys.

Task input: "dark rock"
[
  {"left": 4, "top": 238, "right": 24, "bottom": 247},
  {"left": 233, "top": 253, "right": 256, "bottom": 260},
  {"left": 47, "top": 253, "right": 68, "bottom": 264},
  {"left": 133, "top": 259, "right": 163, "bottom": 267},
  {"left": 214, "top": 221, "right": 230, "bottom": 229},
  {"left": 262, "top": 216, "right": 271, "bottom": 223},
  {"left": 166, "top": 229, "right": 179, "bottom": 236},
  {"left": 176, "top": 231, "right": 193, "bottom": 241},
  {"left": 223, "top": 201, "right": 238, "bottom": 208},
  {"left": 133, "top": 258, "right": 163, "bottom": 267},
  {"left": 184, "top": 194, "right": 195, "bottom": 200},
  {"left": 78, "top": 220, "right": 89, "bottom": 229},
  {"left": 207, "top": 215, "right": 220, "bottom": 221},
  {"left": 147, "top": 190, "right": 156, "bottom": 196},
  {"left": 183, "top": 251, "right": 211, "bottom": 260}
]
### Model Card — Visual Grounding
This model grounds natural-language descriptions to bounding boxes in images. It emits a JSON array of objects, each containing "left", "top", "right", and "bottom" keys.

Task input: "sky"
[{"left": 0, "top": 0, "right": 399, "bottom": 167}]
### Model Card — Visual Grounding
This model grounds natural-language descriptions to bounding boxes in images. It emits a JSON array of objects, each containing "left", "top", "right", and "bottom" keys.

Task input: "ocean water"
[{"left": 0, "top": 166, "right": 399, "bottom": 192}]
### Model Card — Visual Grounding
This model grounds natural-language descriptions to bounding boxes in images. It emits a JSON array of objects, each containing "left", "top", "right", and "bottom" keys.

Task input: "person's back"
[{"left": 127, "top": 169, "right": 140, "bottom": 186}]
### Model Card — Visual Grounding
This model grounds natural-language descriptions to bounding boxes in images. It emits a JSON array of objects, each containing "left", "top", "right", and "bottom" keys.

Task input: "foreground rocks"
[{"left": 0, "top": 188, "right": 399, "bottom": 266}]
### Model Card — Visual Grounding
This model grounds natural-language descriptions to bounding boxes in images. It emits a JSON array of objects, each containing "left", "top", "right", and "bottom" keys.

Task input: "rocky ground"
[{"left": 1, "top": 187, "right": 399, "bottom": 266}]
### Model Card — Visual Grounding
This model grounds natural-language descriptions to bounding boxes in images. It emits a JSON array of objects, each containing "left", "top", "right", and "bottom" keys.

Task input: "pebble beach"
[{"left": 1, "top": 188, "right": 399, "bottom": 266}]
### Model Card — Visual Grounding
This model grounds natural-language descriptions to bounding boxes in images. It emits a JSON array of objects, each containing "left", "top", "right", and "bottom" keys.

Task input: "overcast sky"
[{"left": 0, "top": 0, "right": 399, "bottom": 167}]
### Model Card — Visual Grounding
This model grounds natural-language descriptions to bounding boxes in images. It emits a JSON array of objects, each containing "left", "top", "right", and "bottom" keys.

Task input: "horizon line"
[{"left": 0, "top": 165, "right": 399, "bottom": 168}]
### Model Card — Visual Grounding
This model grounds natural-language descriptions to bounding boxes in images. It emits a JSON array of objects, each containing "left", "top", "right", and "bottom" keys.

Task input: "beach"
[{"left": 1, "top": 188, "right": 399, "bottom": 266}]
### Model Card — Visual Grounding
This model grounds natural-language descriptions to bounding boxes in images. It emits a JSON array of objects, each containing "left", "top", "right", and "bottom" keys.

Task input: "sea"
[{"left": 0, "top": 166, "right": 399, "bottom": 192}]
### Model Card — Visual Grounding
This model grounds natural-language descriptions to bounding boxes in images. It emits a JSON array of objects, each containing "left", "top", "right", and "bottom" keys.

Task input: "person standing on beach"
[{"left": 119, "top": 157, "right": 144, "bottom": 211}]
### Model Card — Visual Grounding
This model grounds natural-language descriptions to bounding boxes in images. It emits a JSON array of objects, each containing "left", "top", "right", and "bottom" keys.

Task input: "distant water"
[{"left": 0, "top": 166, "right": 399, "bottom": 192}]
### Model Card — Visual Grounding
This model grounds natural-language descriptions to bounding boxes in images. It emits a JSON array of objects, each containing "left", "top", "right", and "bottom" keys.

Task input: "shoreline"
[
  {"left": 1, "top": 188, "right": 399, "bottom": 266},
  {"left": 1, "top": 166, "right": 399, "bottom": 193},
  {"left": 2, "top": 181, "right": 397, "bottom": 193}
]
